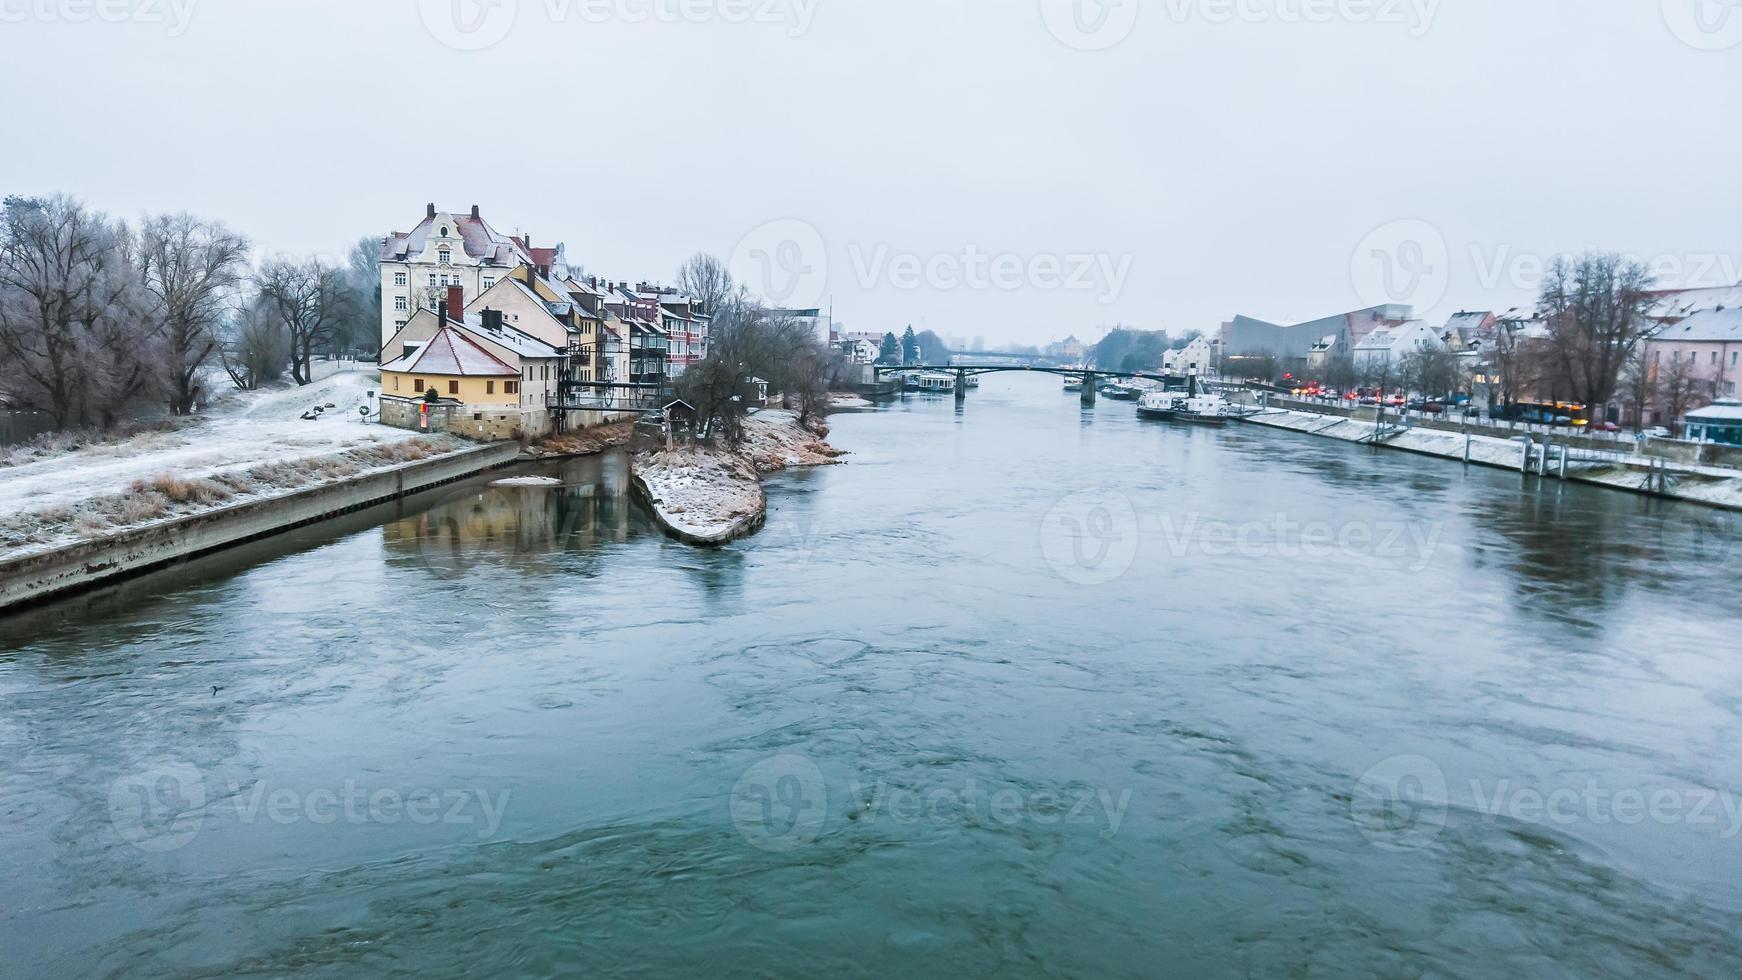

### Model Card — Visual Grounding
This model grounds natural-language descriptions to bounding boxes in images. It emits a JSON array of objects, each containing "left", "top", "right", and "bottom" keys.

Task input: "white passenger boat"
[{"left": 904, "top": 371, "right": 957, "bottom": 393}]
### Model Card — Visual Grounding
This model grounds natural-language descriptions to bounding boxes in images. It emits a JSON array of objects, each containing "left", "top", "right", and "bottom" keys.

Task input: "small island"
[{"left": 628, "top": 304, "right": 849, "bottom": 545}]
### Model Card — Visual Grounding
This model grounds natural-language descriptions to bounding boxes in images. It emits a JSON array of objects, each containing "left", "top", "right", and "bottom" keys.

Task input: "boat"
[
  {"left": 1136, "top": 389, "right": 1184, "bottom": 420},
  {"left": 1062, "top": 379, "right": 1083, "bottom": 393},
  {"left": 1103, "top": 383, "right": 1142, "bottom": 401},
  {"left": 904, "top": 371, "right": 957, "bottom": 394},
  {"left": 1172, "top": 391, "right": 1235, "bottom": 426}
]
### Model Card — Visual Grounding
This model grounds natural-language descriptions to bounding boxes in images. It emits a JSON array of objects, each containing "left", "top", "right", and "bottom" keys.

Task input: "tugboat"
[
  {"left": 1103, "top": 382, "right": 1142, "bottom": 401},
  {"left": 1136, "top": 389, "right": 1183, "bottom": 420},
  {"left": 1173, "top": 391, "right": 1234, "bottom": 426}
]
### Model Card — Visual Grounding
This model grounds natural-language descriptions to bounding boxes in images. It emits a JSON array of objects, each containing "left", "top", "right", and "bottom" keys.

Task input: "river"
[{"left": 2, "top": 373, "right": 1740, "bottom": 977}]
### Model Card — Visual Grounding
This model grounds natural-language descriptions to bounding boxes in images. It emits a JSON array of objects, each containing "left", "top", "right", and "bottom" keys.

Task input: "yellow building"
[{"left": 379, "top": 322, "right": 532, "bottom": 439}]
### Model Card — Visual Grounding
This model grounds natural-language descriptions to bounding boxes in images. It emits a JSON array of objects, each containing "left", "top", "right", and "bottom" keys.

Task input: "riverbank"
[
  {"left": 1241, "top": 407, "right": 1742, "bottom": 510},
  {"left": 0, "top": 441, "right": 519, "bottom": 613},
  {"left": 525, "top": 420, "right": 637, "bottom": 460},
  {"left": 632, "top": 410, "right": 843, "bottom": 545}
]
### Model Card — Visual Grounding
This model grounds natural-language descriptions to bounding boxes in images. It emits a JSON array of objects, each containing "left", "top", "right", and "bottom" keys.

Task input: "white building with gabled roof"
[{"left": 378, "top": 203, "right": 533, "bottom": 350}]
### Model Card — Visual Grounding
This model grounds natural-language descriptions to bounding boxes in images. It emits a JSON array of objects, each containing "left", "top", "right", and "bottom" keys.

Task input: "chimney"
[
  {"left": 470, "top": 204, "right": 480, "bottom": 219},
  {"left": 447, "top": 285, "right": 464, "bottom": 318},
  {"left": 427, "top": 203, "right": 436, "bottom": 219},
  {"left": 437, "top": 299, "right": 448, "bottom": 324}
]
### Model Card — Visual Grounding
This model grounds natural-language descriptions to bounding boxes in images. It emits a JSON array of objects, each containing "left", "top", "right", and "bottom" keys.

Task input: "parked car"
[
  {"left": 1644, "top": 426, "right": 1672, "bottom": 439},
  {"left": 1590, "top": 421, "right": 1621, "bottom": 433}
]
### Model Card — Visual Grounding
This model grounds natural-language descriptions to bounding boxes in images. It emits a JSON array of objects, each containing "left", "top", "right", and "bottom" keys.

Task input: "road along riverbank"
[
  {"left": 0, "top": 441, "right": 518, "bottom": 613},
  {"left": 1241, "top": 407, "right": 1742, "bottom": 510},
  {"left": 632, "top": 410, "right": 844, "bottom": 545}
]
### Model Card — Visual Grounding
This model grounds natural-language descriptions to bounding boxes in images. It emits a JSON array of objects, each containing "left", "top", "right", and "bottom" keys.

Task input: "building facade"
[{"left": 378, "top": 204, "right": 533, "bottom": 351}]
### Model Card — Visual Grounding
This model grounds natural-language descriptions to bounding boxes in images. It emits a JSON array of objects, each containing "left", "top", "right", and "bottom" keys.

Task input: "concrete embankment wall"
[
  {"left": 0, "top": 442, "right": 520, "bottom": 614},
  {"left": 1240, "top": 409, "right": 1742, "bottom": 511}
]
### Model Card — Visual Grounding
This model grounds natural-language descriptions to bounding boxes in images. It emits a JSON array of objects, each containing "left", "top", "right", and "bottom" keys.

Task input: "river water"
[{"left": 3, "top": 374, "right": 1741, "bottom": 977}]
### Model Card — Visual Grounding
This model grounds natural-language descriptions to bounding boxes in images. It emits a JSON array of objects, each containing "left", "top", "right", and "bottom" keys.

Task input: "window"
[
  {"left": 482, "top": 276, "right": 495, "bottom": 290},
  {"left": 415, "top": 378, "right": 424, "bottom": 391},
  {"left": 393, "top": 376, "right": 399, "bottom": 390},
  {"left": 1713, "top": 351, "right": 1720, "bottom": 365},
  {"left": 394, "top": 296, "right": 408, "bottom": 311},
  {"left": 428, "top": 274, "right": 438, "bottom": 288},
  {"left": 449, "top": 380, "right": 459, "bottom": 395},
  {"left": 394, "top": 272, "right": 407, "bottom": 287},
  {"left": 439, "top": 225, "right": 449, "bottom": 237},
  {"left": 505, "top": 381, "right": 518, "bottom": 394},
  {"left": 1733, "top": 352, "right": 1739, "bottom": 366},
  {"left": 439, "top": 248, "right": 452, "bottom": 265}
]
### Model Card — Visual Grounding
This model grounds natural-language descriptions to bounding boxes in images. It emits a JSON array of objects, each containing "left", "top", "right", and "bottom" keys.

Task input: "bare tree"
[
  {"left": 134, "top": 213, "right": 251, "bottom": 415},
  {"left": 0, "top": 194, "right": 154, "bottom": 429},
  {"left": 1617, "top": 346, "right": 1659, "bottom": 429},
  {"left": 675, "top": 252, "right": 734, "bottom": 316},
  {"left": 677, "top": 300, "right": 830, "bottom": 442},
  {"left": 1320, "top": 354, "right": 1358, "bottom": 396},
  {"left": 344, "top": 236, "right": 382, "bottom": 356},
  {"left": 1536, "top": 253, "right": 1655, "bottom": 422},
  {"left": 1659, "top": 354, "right": 1716, "bottom": 435},
  {"left": 219, "top": 294, "right": 290, "bottom": 390},
  {"left": 254, "top": 256, "right": 354, "bottom": 385},
  {"left": 1399, "top": 346, "right": 1460, "bottom": 398}
]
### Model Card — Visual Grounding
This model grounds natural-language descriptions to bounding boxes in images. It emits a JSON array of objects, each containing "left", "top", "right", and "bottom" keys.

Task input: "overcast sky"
[{"left": 2, "top": 0, "right": 1737, "bottom": 345}]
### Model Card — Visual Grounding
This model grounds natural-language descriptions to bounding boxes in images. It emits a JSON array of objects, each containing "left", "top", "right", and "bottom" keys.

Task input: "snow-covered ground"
[
  {"left": 0, "top": 371, "right": 425, "bottom": 518},
  {"left": 634, "top": 410, "right": 844, "bottom": 544},
  {"left": 636, "top": 448, "right": 766, "bottom": 543},
  {"left": 739, "top": 409, "right": 847, "bottom": 472},
  {"left": 1245, "top": 408, "right": 1742, "bottom": 510}
]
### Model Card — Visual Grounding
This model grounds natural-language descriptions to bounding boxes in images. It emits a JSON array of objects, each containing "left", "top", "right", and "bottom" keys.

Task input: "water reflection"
[{"left": 383, "top": 453, "right": 640, "bottom": 581}]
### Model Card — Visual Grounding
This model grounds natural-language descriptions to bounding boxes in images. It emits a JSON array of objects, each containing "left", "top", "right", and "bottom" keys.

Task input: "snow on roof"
[
  {"left": 1688, "top": 400, "right": 1742, "bottom": 422},
  {"left": 1646, "top": 284, "right": 1742, "bottom": 321},
  {"left": 455, "top": 313, "right": 564, "bottom": 359},
  {"left": 1651, "top": 306, "right": 1742, "bottom": 343},
  {"left": 380, "top": 325, "right": 518, "bottom": 376},
  {"left": 382, "top": 207, "right": 531, "bottom": 266}
]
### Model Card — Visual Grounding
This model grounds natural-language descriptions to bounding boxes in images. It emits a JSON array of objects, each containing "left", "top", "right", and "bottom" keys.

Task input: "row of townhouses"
[
  {"left": 1218, "top": 284, "right": 1742, "bottom": 434},
  {"left": 374, "top": 204, "right": 710, "bottom": 439}
]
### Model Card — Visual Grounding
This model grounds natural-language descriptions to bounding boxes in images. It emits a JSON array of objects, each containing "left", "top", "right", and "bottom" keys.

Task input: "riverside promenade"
[{"left": 1238, "top": 400, "right": 1742, "bottom": 511}]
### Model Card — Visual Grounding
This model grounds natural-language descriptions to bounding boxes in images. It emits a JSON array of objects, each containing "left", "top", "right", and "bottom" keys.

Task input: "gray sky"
[{"left": 2, "top": 0, "right": 1737, "bottom": 345}]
